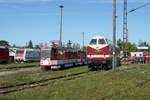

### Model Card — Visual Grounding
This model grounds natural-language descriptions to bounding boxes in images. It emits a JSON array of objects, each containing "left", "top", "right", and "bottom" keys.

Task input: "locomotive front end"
[{"left": 87, "top": 36, "right": 112, "bottom": 70}]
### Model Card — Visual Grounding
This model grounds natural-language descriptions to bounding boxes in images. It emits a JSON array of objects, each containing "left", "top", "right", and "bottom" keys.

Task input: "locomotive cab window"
[
  {"left": 90, "top": 39, "right": 97, "bottom": 45},
  {"left": 98, "top": 39, "right": 106, "bottom": 44}
]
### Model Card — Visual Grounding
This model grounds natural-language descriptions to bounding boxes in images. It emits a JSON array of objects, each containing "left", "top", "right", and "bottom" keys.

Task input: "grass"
[
  {"left": 0, "top": 62, "right": 39, "bottom": 71},
  {"left": 0, "top": 66, "right": 89, "bottom": 88},
  {"left": 1, "top": 64, "right": 150, "bottom": 99}
]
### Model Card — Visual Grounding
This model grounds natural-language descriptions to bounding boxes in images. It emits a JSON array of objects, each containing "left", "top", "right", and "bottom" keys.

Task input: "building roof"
[{"left": 137, "top": 46, "right": 149, "bottom": 50}]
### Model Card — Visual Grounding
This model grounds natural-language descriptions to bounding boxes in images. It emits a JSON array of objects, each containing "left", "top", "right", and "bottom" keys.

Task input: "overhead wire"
[{"left": 128, "top": 1, "right": 150, "bottom": 13}]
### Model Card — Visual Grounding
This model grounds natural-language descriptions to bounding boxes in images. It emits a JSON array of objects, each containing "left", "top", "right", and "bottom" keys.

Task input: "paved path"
[{"left": 0, "top": 67, "right": 41, "bottom": 76}]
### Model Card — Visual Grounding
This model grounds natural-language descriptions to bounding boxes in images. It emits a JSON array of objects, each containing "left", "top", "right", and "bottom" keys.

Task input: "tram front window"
[{"left": 41, "top": 49, "right": 51, "bottom": 58}]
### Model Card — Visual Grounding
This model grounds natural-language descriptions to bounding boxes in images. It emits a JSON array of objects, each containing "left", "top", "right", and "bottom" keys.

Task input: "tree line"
[
  {"left": 0, "top": 40, "right": 81, "bottom": 49},
  {"left": 117, "top": 39, "right": 150, "bottom": 52},
  {"left": 0, "top": 40, "right": 40, "bottom": 49},
  {"left": 0, "top": 39, "right": 150, "bottom": 51}
]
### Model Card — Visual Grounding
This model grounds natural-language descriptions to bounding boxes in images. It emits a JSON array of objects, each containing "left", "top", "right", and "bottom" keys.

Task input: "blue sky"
[{"left": 0, "top": 0, "right": 150, "bottom": 46}]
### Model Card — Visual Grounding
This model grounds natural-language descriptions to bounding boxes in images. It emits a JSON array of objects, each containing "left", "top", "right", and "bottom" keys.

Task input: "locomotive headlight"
[
  {"left": 104, "top": 54, "right": 106, "bottom": 59},
  {"left": 89, "top": 54, "right": 92, "bottom": 59}
]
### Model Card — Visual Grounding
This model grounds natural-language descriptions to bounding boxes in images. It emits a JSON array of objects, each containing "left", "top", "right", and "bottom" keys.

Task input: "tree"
[
  {"left": 126, "top": 42, "right": 138, "bottom": 52},
  {"left": 117, "top": 38, "right": 123, "bottom": 50},
  {"left": 34, "top": 45, "right": 40, "bottom": 49},
  {"left": 117, "top": 39, "right": 138, "bottom": 52},
  {"left": 28, "top": 40, "right": 33, "bottom": 48},
  {"left": 138, "top": 40, "right": 149, "bottom": 47},
  {"left": 131, "top": 43, "right": 138, "bottom": 52},
  {"left": 0, "top": 40, "right": 9, "bottom": 47},
  {"left": 12, "top": 44, "right": 16, "bottom": 48},
  {"left": 67, "top": 40, "right": 72, "bottom": 48}
]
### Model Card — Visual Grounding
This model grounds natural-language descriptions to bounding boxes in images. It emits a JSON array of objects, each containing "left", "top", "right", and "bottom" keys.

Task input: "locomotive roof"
[{"left": 92, "top": 36, "right": 106, "bottom": 39}]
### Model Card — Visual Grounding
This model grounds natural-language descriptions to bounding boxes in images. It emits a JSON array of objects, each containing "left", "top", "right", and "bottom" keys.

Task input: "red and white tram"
[
  {"left": 40, "top": 41, "right": 86, "bottom": 69},
  {"left": 87, "top": 36, "right": 120, "bottom": 69}
]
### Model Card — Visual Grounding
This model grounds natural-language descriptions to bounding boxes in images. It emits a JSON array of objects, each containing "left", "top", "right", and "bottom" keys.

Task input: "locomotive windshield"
[
  {"left": 90, "top": 39, "right": 97, "bottom": 45},
  {"left": 16, "top": 50, "right": 24, "bottom": 54},
  {"left": 98, "top": 39, "right": 106, "bottom": 44},
  {"left": 41, "top": 49, "right": 51, "bottom": 58}
]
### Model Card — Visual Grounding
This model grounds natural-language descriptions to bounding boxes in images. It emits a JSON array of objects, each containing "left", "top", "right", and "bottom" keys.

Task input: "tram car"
[
  {"left": 15, "top": 48, "right": 40, "bottom": 63},
  {"left": 40, "top": 40, "right": 87, "bottom": 69},
  {"left": 87, "top": 36, "right": 120, "bottom": 70},
  {"left": 0, "top": 46, "right": 9, "bottom": 64}
]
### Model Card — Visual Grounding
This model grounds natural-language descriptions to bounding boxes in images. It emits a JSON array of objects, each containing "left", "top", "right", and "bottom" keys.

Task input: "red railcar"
[
  {"left": 40, "top": 41, "right": 87, "bottom": 69},
  {"left": 143, "top": 51, "right": 150, "bottom": 63},
  {"left": 0, "top": 46, "right": 9, "bottom": 63},
  {"left": 87, "top": 36, "right": 120, "bottom": 69}
]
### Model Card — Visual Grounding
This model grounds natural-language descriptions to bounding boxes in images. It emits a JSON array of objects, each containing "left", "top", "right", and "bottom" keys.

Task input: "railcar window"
[
  {"left": 16, "top": 50, "right": 24, "bottom": 54},
  {"left": 98, "top": 39, "right": 106, "bottom": 44},
  {"left": 90, "top": 39, "right": 97, "bottom": 45},
  {"left": 51, "top": 49, "right": 57, "bottom": 58},
  {"left": 41, "top": 50, "right": 50, "bottom": 58},
  {"left": 26, "top": 51, "right": 40, "bottom": 57}
]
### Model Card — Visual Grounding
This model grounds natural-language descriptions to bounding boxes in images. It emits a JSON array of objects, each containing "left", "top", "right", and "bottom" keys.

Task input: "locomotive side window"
[
  {"left": 98, "top": 39, "right": 106, "bottom": 44},
  {"left": 90, "top": 39, "right": 97, "bottom": 45}
]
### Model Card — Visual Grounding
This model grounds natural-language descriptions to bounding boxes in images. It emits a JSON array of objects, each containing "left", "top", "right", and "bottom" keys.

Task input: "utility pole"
[
  {"left": 122, "top": 0, "right": 128, "bottom": 64},
  {"left": 59, "top": 5, "right": 64, "bottom": 47},
  {"left": 112, "top": 0, "right": 117, "bottom": 69}
]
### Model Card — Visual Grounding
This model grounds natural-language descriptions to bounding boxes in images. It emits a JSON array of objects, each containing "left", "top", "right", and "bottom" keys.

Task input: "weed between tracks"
[
  {"left": 0, "top": 66, "right": 89, "bottom": 88},
  {"left": 0, "top": 62, "right": 39, "bottom": 71},
  {"left": 1, "top": 64, "right": 150, "bottom": 100}
]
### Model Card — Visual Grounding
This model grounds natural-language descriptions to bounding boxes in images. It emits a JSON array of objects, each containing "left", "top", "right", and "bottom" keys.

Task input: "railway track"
[
  {"left": 0, "top": 67, "right": 41, "bottom": 76},
  {"left": 0, "top": 65, "right": 88, "bottom": 76},
  {"left": 0, "top": 70, "right": 91, "bottom": 95}
]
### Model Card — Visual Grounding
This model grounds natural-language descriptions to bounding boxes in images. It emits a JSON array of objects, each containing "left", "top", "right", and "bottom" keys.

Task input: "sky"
[{"left": 0, "top": 0, "right": 150, "bottom": 46}]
